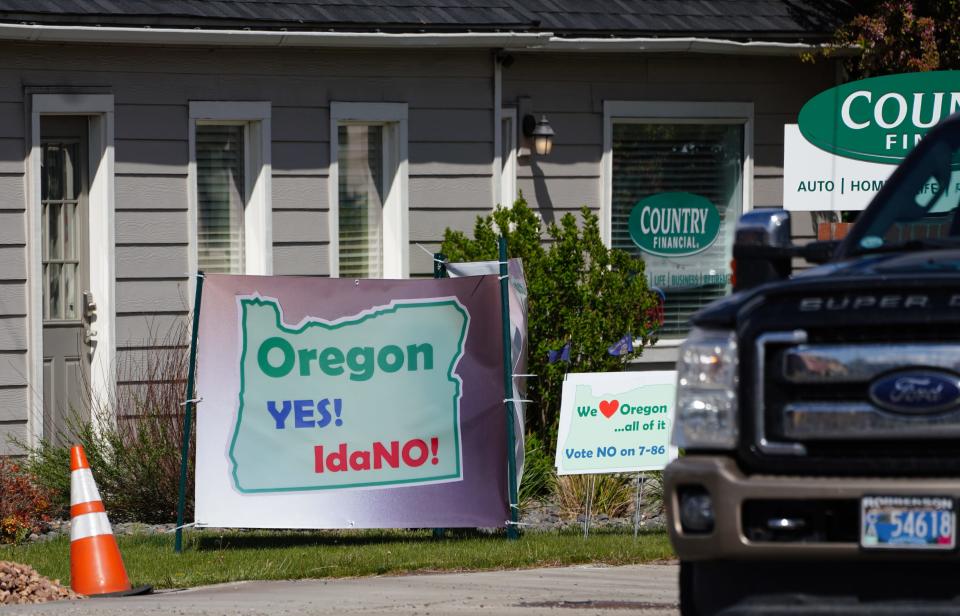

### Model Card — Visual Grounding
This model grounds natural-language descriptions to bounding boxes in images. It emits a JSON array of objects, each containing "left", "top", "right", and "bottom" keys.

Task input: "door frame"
[{"left": 27, "top": 93, "right": 116, "bottom": 447}]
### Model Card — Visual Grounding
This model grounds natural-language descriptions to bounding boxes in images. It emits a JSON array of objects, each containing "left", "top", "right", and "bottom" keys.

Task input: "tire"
[
  {"left": 679, "top": 561, "right": 699, "bottom": 616},
  {"left": 682, "top": 560, "right": 960, "bottom": 615},
  {"left": 679, "top": 561, "right": 733, "bottom": 616}
]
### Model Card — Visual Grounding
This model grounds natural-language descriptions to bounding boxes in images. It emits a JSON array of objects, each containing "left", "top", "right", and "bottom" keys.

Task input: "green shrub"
[
  {"left": 555, "top": 473, "right": 636, "bottom": 519},
  {"left": 554, "top": 472, "right": 663, "bottom": 522},
  {"left": 441, "top": 196, "right": 660, "bottom": 442},
  {"left": 23, "top": 324, "right": 193, "bottom": 523},
  {"left": 20, "top": 438, "right": 70, "bottom": 517},
  {"left": 634, "top": 472, "right": 664, "bottom": 521},
  {"left": 518, "top": 432, "right": 556, "bottom": 509}
]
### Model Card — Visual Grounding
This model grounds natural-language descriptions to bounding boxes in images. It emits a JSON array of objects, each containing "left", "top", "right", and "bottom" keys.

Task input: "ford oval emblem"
[{"left": 869, "top": 370, "right": 960, "bottom": 415}]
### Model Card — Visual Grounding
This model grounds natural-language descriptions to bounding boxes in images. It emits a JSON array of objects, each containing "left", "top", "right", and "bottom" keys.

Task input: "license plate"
[{"left": 861, "top": 495, "right": 956, "bottom": 550}]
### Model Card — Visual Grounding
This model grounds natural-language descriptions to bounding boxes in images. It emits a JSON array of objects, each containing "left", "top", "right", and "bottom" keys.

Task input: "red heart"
[{"left": 598, "top": 400, "right": 619, "bottom": 418}]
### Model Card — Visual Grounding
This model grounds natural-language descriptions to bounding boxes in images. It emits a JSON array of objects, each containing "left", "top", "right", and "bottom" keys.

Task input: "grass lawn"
[{"left": 1, "top": 528, "right": 673, "bottom": 590}]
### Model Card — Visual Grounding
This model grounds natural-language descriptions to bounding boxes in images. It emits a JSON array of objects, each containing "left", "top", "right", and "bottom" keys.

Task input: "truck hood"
[
  {"left": 797, "top": 248, "right": 960, "bottom": 277},
  {"left": 693, "top": 249, "right": 960, "bottom": 329}
]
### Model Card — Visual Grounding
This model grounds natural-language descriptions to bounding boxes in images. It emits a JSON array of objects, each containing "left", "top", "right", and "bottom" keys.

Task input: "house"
[{"left": 0, "top": 1, "right": 848, "bottom": 452}]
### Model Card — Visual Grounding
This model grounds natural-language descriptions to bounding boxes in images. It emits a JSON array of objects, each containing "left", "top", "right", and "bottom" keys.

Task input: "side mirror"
[
  {"left": 799, "top": 240, "right": 840, "bottom": 265},
  {"left": 732, "top": 209, "right": 792, "bottom": 292}
]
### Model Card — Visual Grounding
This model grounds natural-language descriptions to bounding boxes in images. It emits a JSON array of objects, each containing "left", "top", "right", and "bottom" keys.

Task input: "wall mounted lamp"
[{"left": 522, "top": 114, "right": 555, "bottom": 156}]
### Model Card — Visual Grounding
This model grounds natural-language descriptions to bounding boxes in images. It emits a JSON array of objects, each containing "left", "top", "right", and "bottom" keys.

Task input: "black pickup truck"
[{"left": 664, "top": 112, "right": 960, "bottom": 615}]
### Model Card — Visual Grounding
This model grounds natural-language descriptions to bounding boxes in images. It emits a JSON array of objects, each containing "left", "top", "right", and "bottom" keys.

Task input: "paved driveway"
[{"left": 10, "top": 564, "right": 679, "bottom": 615}]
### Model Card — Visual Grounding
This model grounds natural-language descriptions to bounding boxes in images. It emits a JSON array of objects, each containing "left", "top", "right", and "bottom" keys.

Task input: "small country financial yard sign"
[
  {"left": 195, "top": 274, "right": 509, "bottom": 529},
  {"left": 555, "top": 372, "right": 677, "bottom": 475},
  {"left": 628, "top": 192, "right": 721, "bottom": 257}
]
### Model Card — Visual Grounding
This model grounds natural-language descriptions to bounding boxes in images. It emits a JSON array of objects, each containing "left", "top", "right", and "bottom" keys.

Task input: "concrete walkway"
[{"left": 10, "top": 564, "right": 679, "bottom": 615}]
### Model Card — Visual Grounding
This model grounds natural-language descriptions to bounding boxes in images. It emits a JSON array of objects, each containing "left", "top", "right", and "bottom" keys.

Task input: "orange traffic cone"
[{"left": 69, "top": 445, "right": 149, "bottom": 597}]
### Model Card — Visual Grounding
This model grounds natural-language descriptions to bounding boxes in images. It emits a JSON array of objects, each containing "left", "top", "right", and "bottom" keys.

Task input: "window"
[
  {"left": 338, "top": 125, "right": 385, "bottom": 278},
  {"left": 603, "top": 102, "right": 753, "bottom": 338},
  {"left": 500, "top": 108, "right": 517, "bottom": 208},
  {"left": 330, "top": 102, "right": 408, "bottom": 279},
  {"left": 196, "top": 124, "right": 246, "bottom": 274},
  {"left": 41, "top": 141, "right": 83, "bottom": 321},
  {"left": 188, "top": 102, "right": 272, "bottom": 277}
]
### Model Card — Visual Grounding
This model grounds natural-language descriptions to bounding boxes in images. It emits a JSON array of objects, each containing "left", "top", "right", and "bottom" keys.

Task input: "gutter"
[
  {"left": 0, "top": 22, "right": 553, "bottom": 47},
  {"left": 521, "top": 36, "right": 857, "bottom": 57}
]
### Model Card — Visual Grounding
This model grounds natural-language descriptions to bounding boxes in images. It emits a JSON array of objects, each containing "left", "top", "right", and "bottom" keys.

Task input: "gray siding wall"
[
  {"left": 0, "top": 44, "right": 837, "bottom": 449},
  {"left": 502, "top": 53, "right": 836, "bottom": 242},
  {"left": 0, "top": 152, "right": 27, "bottom": 453},
  {"left": 0, "top": 43, "right": 495, "bottom": 449},
  {"left": 501, "top": 53, "right": 836, "bottom": 367}
]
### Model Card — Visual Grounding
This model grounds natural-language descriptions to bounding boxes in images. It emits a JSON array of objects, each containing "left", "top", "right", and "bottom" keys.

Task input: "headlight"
[{"left": 673, "top": 327, "right": 739, "bottom": 450}]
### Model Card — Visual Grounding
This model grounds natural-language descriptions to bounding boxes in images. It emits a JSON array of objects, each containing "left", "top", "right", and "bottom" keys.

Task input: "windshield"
[{"left": 846, "top": 133, "right": 960, "bottom": 255}]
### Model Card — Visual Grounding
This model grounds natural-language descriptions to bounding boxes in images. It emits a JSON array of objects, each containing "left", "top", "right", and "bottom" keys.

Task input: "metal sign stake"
[
  {"left": 499, "top": 238, "right": 520, "bottom": 540},
  {"left": 634, "top": 472, "right": 646, "bottom": 538},
  {"left": 175, "top": 271, "right": 204, "bottom": 554},
  {"left": 583, "top": 475, "right": 595, "bottom": 539}
]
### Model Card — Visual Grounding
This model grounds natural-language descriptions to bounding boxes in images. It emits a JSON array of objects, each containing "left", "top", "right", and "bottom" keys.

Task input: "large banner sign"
[
  {"left": 555, "top": 372, "right": 677, "bottom": 475},
  {"left": 784, "top": 71, "right": 960, "bottom": 211},
  {"left": 196, "top": 274, "right": 508, "bottom": 528}
]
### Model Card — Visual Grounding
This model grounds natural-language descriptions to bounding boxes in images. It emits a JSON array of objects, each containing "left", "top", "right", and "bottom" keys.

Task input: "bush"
[
  {"left": 0, "top": 458, "right": 53, "bottom": 543},
  {"left": 24, "top": 324, "right": 194, "bottom": 523},
  {"left": 635, "top": 472, "right": 664, "bottom": 521},
  {"left": 518, "top": 432, "right": 556, "bottom": 510},
  {"left": 441, "top": 196, "right": 660, "bottom": 442},
  {"left": 554, "top": 472, "right": 663, "bottom": 522},
  {"left": 554, "top": 473, "right": 635, "bottom": 519}
]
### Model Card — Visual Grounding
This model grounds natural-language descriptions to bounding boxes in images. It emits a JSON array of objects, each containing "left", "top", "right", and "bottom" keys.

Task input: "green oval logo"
[
  {"left": 628, "top": 192, "right": 720, "bottom": 257},
  {"left": 798, "top": 71, "right": 960, "bottom": 165}
]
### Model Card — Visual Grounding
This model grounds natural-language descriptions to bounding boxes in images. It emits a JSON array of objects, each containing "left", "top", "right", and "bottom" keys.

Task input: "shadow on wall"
[{"left": 524, "top": 158, "right": 556, "bottom": 225}]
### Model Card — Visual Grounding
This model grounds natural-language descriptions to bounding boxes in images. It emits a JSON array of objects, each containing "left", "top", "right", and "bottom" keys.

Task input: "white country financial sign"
[
  {"left": 783, "top": 124, "right": 893, "bottom": 211},
  {"left": 784, "top": 70, "right": 960, "bottom": 211}
]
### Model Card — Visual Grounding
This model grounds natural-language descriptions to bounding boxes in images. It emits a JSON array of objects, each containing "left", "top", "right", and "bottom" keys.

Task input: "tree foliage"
[
  {"left": 441, "top": 196, "right": 661, "bottom": 442},
  {"left": 833, "top": 1, "right": 960, "bottom": 77}
]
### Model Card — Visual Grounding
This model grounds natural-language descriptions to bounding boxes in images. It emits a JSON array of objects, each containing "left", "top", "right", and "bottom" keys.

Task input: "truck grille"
[
  {"left": 737, "top": 281, "right": 960, "bottom": 475},
  {"left": 768, "top": 341, "right": 960, "bottom": 442}
]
